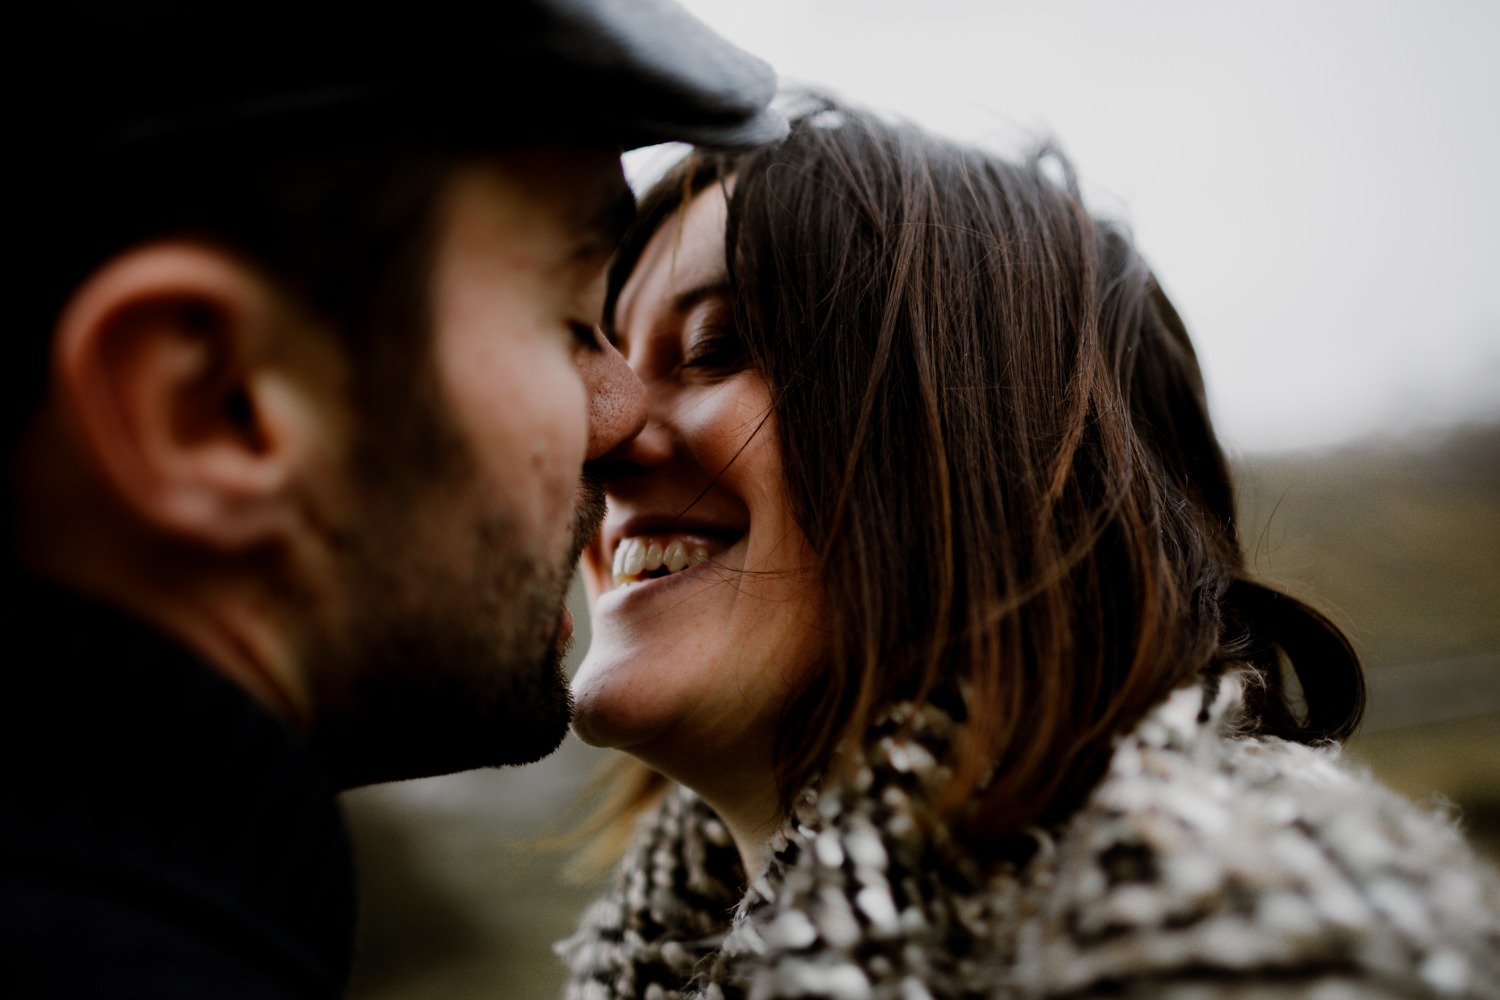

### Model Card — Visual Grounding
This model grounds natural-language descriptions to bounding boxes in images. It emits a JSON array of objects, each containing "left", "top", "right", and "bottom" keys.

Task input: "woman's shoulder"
[{"left": 1027, "top": 670, "right": 1500, "bottom": 997}]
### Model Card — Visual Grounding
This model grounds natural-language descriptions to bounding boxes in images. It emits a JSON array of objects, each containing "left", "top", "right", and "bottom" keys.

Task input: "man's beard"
[{"left": 308, "top": 421, "right": 607, "bottom": 790}]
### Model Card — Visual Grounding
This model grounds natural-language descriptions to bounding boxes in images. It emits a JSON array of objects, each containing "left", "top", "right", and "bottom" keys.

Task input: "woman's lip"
[
  {"left": 600, "top": 527, "right": 744, "bottom": 586},
  {"left": 591, "top": 539, "right": 741, "bottom": 614},
  {"left": 603, "top": 519, "right": 745, "bottom": 557}
]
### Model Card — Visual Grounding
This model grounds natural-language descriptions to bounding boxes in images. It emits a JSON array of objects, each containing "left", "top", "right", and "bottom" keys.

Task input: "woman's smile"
[
  {"left": 586, "top": 529, "right": 741, "bottom": 612},
  {"left": 600, "top": 519, "right": 740, "bottom": 590},
  {"left": 609, "top": 536, "right": 711, "bottom": 587}
]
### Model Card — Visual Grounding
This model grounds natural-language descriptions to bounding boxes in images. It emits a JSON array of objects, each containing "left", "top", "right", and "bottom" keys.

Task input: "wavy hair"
[{"left": 590, "top": 97, "right": 1363, "bottom": 854}]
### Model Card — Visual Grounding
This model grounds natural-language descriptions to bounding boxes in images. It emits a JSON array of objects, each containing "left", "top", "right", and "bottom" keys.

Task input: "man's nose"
[{"left": 579, "top": 338, "right": 647, "bottom": 462}]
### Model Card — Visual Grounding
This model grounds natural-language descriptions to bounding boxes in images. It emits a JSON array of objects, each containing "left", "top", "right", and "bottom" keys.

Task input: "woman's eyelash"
[{"left": 681, "top": 325, "right": 748, "bottom": 372}]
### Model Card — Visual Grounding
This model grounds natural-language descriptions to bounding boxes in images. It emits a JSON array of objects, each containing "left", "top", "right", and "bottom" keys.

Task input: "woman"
[{"left": 561, "top": 99, "right": 1500, "bottom": 998}]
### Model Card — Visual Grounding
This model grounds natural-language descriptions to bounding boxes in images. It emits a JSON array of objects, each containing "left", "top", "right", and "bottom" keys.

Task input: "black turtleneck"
[{"left": 0, "top": 576, "right": 356, "bottom": 998}]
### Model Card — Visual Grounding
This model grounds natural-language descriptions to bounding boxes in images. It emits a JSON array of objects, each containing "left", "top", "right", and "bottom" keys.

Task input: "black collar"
[{"left": 1, "top": 575, "right": 355, "bottom": 996}]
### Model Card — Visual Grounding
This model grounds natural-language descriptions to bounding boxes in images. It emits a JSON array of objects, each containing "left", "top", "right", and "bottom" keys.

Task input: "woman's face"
[{"left": 571, "top": 184, "right": 825, "bottom": 788}]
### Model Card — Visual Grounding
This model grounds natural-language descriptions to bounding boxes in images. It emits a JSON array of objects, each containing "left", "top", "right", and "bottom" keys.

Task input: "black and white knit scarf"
[{"left": 559, "top": 671, "right": 1500, "bottom": 999}]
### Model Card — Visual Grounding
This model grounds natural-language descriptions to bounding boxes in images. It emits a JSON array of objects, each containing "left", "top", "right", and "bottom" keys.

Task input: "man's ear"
[{"left": 50, "top": 242, "right": 338, "bottom": 553}]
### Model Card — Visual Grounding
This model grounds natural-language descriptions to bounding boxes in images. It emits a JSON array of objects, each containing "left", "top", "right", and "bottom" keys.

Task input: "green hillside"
[
  {"left": 1234, "top": 423, "right": 1500, "bottom": 859},
  {"left": 1236, "top": 423, "right": 1500, "bottom": 666}
]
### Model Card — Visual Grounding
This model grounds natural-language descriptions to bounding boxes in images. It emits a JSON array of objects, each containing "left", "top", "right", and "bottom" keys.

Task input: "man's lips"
[{"left": 553, "top": 603, "right": 575, "bottom": 655}]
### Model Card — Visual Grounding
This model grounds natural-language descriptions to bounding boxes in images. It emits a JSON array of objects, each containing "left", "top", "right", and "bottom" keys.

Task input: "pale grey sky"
[{"left": 644, "top": 0, "right": 1500, "bottom": 454}]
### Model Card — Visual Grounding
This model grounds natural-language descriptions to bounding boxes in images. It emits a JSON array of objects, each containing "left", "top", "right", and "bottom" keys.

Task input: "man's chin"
[{"left": 319, "top": 666, "right": 575, "bottom": 789}]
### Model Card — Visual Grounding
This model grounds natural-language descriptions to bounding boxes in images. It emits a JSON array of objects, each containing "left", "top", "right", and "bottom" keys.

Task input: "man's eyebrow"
[{"left": 570, "top": 184, "right": 637, "bottom": 264}]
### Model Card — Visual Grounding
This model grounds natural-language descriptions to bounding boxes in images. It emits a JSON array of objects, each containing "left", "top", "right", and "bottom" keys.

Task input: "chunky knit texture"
[{"left": 560, "top": 670, "right": 1500, "bottom": 999}]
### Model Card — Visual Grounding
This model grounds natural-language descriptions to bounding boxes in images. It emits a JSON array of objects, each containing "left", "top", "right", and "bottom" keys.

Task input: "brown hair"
[{"left": 594, "top": 97, "right": 1363, "bottom": 853}]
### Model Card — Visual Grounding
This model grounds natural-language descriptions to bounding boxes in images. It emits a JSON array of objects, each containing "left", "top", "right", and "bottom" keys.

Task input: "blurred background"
[{"left": 344, "top": 1, "right": 1499, "bottom": 996}]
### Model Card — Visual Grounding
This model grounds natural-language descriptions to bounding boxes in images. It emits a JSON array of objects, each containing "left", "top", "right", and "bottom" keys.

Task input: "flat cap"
[{"left": 20, "top": 0, "right": 787, "bottom": 154}]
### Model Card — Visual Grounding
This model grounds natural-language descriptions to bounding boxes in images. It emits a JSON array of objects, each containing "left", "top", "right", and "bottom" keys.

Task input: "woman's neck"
[
  {"left": 722, "top": 797, "right": 783, "bottom": 876},
  {"left": 634, "top": 743, "right": 785, "bottom": 877}
]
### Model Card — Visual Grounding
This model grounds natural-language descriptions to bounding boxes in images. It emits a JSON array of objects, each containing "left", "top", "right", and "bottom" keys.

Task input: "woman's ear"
[{"left": 49, "top": 241, "right": 342, "bottom": 553}]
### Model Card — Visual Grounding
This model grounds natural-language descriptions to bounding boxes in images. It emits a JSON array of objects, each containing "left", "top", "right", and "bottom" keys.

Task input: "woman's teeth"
[{"left": 612, "top": 536, "right": 710, "bottom": 588}]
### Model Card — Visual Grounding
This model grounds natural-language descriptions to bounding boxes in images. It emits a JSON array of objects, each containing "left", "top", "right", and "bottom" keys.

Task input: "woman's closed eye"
[{"left": 681, "top": 322, "right": 748, "bottom": 376}]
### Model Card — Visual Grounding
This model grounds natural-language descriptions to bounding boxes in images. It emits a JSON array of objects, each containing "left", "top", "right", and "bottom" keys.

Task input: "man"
[{"left": 1, "top": 2, "right": 783, "bottom": 995}]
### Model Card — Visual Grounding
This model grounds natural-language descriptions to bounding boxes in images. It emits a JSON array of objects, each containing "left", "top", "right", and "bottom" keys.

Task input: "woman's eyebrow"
[{"left": 669, "top": 280, "right": 731, "bottom": 316}]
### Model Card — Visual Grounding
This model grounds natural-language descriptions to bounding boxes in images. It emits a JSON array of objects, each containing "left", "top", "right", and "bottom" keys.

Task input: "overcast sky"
[{"left": 643, "top": 0, "right": 1500, "bottom": 454}]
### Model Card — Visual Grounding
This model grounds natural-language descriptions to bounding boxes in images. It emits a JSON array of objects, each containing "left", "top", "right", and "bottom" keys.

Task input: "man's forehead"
[
  {"left": 445, "top": 148, "right": 633, "bottom": 261},
  {"left": 565, "top": 164, "right": 636, "bottom": 264}
]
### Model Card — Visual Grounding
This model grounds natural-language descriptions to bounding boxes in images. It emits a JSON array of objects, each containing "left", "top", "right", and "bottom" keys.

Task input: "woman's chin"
[{"left": 569, "top": 655, "right": 662, "bottom": 750}]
